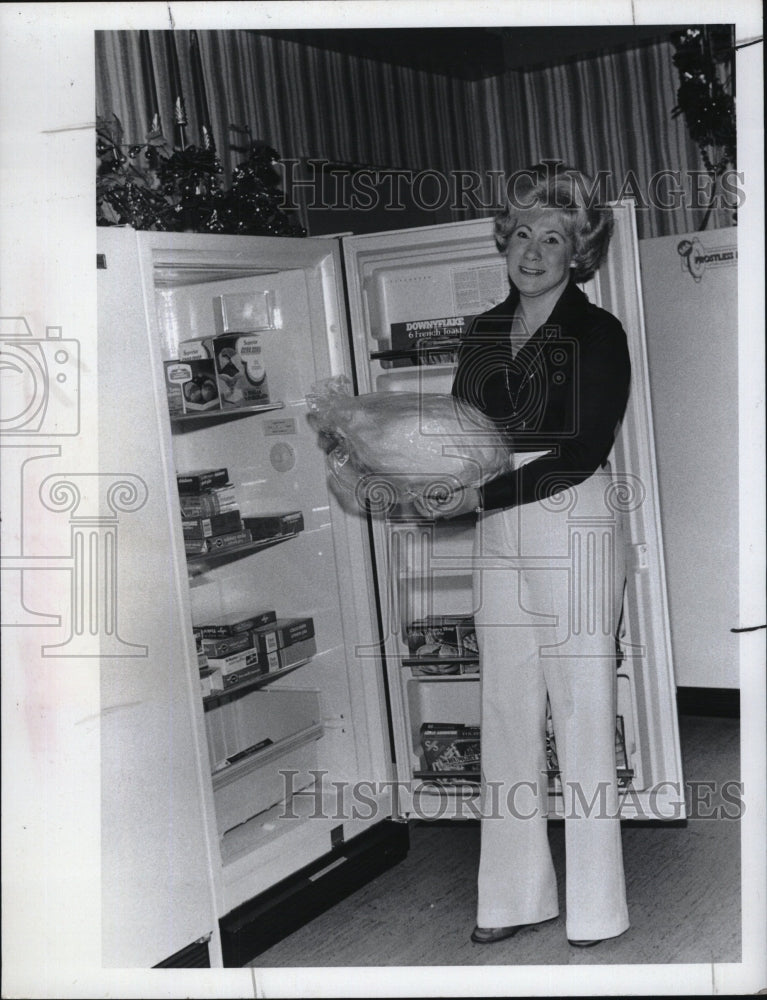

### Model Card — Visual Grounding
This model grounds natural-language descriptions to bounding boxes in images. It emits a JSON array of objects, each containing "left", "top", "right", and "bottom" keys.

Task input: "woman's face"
[{"left": 505, "top": 207, "right": 575, "bottom": 300}]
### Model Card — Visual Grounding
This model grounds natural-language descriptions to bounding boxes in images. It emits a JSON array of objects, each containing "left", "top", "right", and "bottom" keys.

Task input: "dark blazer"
[{"left": 451, "top": 279, "right": 631, "bottom": 511}]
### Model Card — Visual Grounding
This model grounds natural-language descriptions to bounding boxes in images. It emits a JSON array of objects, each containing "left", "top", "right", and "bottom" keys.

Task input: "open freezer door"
[
  {"left": 97, "top": 228, "right": 409, "bottom": 966},
  {"left": 341, "top": 204, "right": 685, "bottom": 822}
]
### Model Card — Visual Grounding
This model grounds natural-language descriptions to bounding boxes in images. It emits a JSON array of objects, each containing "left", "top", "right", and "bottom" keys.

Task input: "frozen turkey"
[{"left": 307, "top": 377, "right": 513, "bottom": 515}]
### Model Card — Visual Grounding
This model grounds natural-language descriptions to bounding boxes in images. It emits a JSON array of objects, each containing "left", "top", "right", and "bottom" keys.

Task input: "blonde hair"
[{"left": 495, "top": 164, "right": 614, "bottom": 283}]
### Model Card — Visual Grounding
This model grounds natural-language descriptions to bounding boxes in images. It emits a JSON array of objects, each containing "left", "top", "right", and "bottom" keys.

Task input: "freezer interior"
[
  {"left": 147, "top": 241, "right": 394, "bottom": 908},
  {"left": 342, "top": 217, "right": 682, "bottom": 820}
]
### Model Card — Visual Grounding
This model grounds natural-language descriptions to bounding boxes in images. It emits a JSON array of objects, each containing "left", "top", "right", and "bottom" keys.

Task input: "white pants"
[{"left": 473, "top": 466, "right": 629, "bottom": 941}]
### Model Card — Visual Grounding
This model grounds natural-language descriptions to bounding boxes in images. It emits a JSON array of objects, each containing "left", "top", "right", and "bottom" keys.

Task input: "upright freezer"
[
  {"left": 97, "top": 205, "right": 683, "bottom": 968},
  {"left": 639, "top": 227, "right": 739, "bottom": 690}
]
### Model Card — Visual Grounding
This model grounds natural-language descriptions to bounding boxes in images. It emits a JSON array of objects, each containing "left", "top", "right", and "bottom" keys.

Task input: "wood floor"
[{"left": 252, "top": 714, "right": 741, "bottom": 967}]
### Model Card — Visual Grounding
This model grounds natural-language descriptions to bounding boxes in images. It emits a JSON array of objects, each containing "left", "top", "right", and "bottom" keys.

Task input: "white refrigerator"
[
  {"left": 639, "top": 227, "right": 739, "bottom": 690},
  {"left": 96, "top": 204, "right": 683, "bottom": 968}
]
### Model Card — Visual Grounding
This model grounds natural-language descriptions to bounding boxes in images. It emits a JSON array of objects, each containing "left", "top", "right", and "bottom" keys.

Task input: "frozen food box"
[
  {"left": 420, "top": 723, "right": 481, "bottom": 773},
  {"left": 405, "top": 614, "right": 477, "bottom": 675},
  {"left": 182, "top": 509, "right": 244, "bottom": 540},
  {"left": 242, "top": 511, "right": 305, "bottom": 541},
  {"left": 212, "top": 333, "right": 270, "bottom": 408},
  {"left": 194, "top": 608, "right": 278, "bottom": 639},
  {"left": 200, "top": 631, "right": 254, "bottom": 659},
  {"left": 178, "top": 337, "right": 216, "bottom": 360},
  {"left": 164, "top": 358, "right": 221, "bottom": 415},
  {"left": 176, "top": 468, "right": 230, "bottom": 494},
  {"left": 205, "top": 645, "right": 262, "bottom": 677},
  {"left": 252, "top": 617, "right": 316, "bottom": 657},
  {"left": 264, "top": 635, "right": 318, "bottom": 673}
]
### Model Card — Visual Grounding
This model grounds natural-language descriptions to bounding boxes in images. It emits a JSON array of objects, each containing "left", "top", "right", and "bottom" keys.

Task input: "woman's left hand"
[{"left": 412, "top": 484, "right": 482, "bottom": 520}]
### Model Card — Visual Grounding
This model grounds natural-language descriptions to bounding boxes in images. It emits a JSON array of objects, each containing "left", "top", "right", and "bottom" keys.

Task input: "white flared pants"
[{"left": 473, "top": 466, "right": 629, "bottom": 941}]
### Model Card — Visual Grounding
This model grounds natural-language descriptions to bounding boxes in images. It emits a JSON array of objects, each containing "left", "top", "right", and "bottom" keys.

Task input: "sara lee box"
[
  {"left": 194, "top": 608, "right": 277, "bottom": 640},
  {"left": 213, "top": 333, "right": 270, "bottom": 408},
  {"left": 164, "top": 359, "right": 221, "bottom": 415},
  {"left": 251, "top": 616, "right": 315, "bottom": 656}
]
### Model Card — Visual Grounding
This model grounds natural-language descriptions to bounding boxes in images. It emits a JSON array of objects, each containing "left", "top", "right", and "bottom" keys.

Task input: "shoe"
[
  {"left": 568, "top": 938, "right": 604, "bottom": 947},
  {"left": 471, "top": 924, "right": 522, "bottom": 944}
]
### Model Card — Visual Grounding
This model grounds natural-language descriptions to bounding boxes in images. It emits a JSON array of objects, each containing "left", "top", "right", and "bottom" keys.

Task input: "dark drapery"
[{"left": 95, "top": 30, "right": 730, "bottom": 237}]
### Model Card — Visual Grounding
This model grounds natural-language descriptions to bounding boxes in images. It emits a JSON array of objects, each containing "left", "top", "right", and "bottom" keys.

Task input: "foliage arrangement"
[
  {"left": 96, "top": 111, "right": 305, "bottom": 237},
  {"left": 670, "top": 26, "right": 736, "bottom": 178}
]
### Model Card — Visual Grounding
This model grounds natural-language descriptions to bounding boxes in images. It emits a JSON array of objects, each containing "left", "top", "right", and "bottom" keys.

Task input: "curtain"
[
  {"left": 96, "top": 31, "right": 205, "bottom": 152},
  {"left": 499, "top": 39, "right": 728, "bottom": 236},
  {"left": 95, "top": 31, "right": 732, "bottom": 237},
  {"left": 96, "top": 31, "right": 481, "bottom": 169}
]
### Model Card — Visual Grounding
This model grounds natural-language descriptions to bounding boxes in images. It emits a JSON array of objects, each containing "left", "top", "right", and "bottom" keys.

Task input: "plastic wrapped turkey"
[{"left": 306, "top": 376, "right": 513, "bottom": 516}]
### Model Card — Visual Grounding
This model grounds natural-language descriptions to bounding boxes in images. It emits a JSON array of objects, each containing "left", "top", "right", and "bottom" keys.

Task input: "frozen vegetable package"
[{"left": 306, "top": 376, "right": 513, "bottom": 515}]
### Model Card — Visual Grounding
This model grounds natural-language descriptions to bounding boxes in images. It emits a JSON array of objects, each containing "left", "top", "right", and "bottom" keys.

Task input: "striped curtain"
[
  {"left": 96, "top": 31, "right": 206, "bottom": 154},
  {"left": 96, "top": 31, "right": 481, "bottom": 171},
  {"left": 95, "top": 31, "right": 731, "bottom": 238},
  {"left": 499, "top": 39, "right": 727, "bottom": 236}
]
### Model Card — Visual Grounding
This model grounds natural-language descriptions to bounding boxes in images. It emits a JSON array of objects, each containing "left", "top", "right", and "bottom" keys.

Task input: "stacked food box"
[
  {"left": 196, "top": 607, "right": 317, "bottom": 697},
  {"left": 419, "top": 717, "right": 631, "bottom": 788},
  {"left": 178, "top": 468, "right": 251, "bottom": 556},
  {"left": 164, "top": 291, "right": 277, "bottom": 416}
]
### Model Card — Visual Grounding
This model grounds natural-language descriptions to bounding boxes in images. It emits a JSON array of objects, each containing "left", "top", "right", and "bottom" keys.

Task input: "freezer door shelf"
[
  {"left": 202, "top": 655, "right": 313, "bottom": 704},
  {"left": 412, "top": 717, "right": 633, "bottom": 789},
  {"left": 187, "top": 530, "right": 302, "bottom": 579},
  {"left": 170, "top": 400, "right": 286, "bottom": 428}
]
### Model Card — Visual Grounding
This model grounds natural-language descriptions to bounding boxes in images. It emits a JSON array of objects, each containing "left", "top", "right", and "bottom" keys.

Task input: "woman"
[{"left": 433, "top": 164, "right": 632, "bottom": 947}]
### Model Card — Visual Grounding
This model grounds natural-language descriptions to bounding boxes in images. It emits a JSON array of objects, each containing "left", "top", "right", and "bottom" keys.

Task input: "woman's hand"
[{"left": 412, "top": 484, "right": 482, "bottom": 520}]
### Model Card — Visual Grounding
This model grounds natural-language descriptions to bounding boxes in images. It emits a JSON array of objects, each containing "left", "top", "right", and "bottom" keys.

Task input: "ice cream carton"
[{"left": 212, "top": 333, "right": 270, "bottom": 409}]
